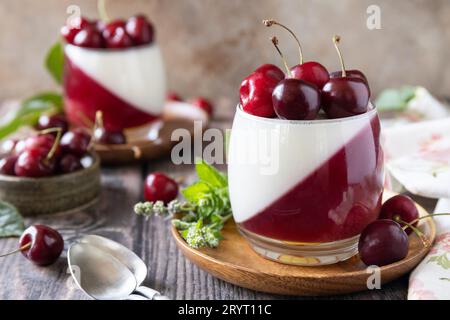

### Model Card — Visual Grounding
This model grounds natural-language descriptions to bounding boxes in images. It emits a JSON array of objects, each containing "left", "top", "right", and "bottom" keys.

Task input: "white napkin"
[
  {"left": 382, "top": 118, "right": 450, "bottom": 300},
  {"left": 408, "top": 198, "right": 450, "bottom": 300}
]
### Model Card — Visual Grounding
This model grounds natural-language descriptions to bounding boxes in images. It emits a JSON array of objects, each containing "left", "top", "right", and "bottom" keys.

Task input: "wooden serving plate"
[
  {"left": 0, "top": 153, "right": 100, "bottom": 216},
  {"left": 172, "top": 192, "right": 436, "bottom": 296},
  {"left": 95, "top": 103, "right": 209, "bottom": 165}
]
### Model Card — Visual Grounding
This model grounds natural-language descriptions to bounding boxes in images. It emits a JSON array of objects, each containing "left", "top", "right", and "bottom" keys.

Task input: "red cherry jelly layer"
[
  {"left": 63, "top": 55, "right": 157, "bottom": 131},
  {"left": 240, "top": 116, "right": 384, "bottom": 243}
]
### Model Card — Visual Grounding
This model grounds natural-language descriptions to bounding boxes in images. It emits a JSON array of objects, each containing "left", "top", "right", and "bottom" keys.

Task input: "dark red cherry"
[
  {"left": 291, "top": 61, "right": 330, "bottom": 89},
  {"left": 330, "top": 69, "right": 371, "bottom": 96},
  {"left": 58, "top": 154, "right": 82, "bottom": 174},
  {"left": 73, "top": 27, "right": 104, "bottom": 48},
  {"left": 322, "top": 35, "right": 370, "bottom": 119},
  {"left": 102, "top": 20, "right": 134, "bottom": 48},
  {"left": 60, "top": 128, "right": 91, "bottom": 156},
  {"left": 125, "top": 15, "right": 154, "bottom": 45},
  {"left": 167, "top": 92, "right": 182, "bottom": 102},
  {"left": 240, "top": 64, "right": 285, "bottom": 118},
  {"left": 0, "top": 155, "right": 18, "bottom": 176},
  {"left": 191, "top": 97, "right": 213, "bottom": 116},
  {"left": 379, "top": 195, "right": 419, "bottom": 235},
  {"left": 35, "top": 114, "right": 69, "bottom": 133},
  {"left": 144, "top": 172, "right": 179, "bottom": 204},
  {"left": 94, "top": 127, "right": 126, "bottom": 145},
  {"left": 272, "top": 78, "right": 320, "bottom": 120},
  {"left": 322, "top": 77, "right": 370, "bottom": 118},
  {"left": 359, "top": 220, "right": 409, "bottom": 266},
  {"left": 19, "top": 225, "right": 64, "bottom": 266},
  {"left": 24, "top": 134, "right": 61, "bottom": 158},
  {"left": 14, "top": 148, "right": 56, "bottom": 177},
  {"left": 60, "top": 17, "right": 92, "bottom": 44}
]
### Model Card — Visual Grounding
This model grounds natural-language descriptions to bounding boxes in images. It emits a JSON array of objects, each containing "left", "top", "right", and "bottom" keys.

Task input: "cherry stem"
[
  {"left": 39, "top": 128, "right": 62, "bottom": 161},
  {"left": 332, "top": 35, "right": 347, "bottom": 77},
  {"left": 263, "top": 19, "right": 304, "bottom": 65},
  {"left": 270, "top": 36, "right": 292, "bottom": 77},
  {"left": 97, "top": 0, "right": 110, "bottom": 23},
  {"left": 0, "top": 242, "right": 31, "bottom": 258},
  {"left": 395, "top": 216, "right": 431, "bottom": 248},
  {"left": 409, "top": 213, "right": 450, "bottom": 225},
  {"left": 89, "top": 111, "right": 104, "bottom": 149}
]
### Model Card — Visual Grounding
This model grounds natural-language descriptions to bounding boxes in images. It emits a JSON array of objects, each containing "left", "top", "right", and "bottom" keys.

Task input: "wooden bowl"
[{"left": 0, "top": 153, "right": 101, "bottom": 216}]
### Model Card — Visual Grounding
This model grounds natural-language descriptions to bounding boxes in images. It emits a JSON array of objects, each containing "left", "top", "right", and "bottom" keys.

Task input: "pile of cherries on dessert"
[
  {"left": 61, "top": 14, "right": 154, "bottom": 49},
  {"left": 240, "top": 20, "right": 370, "bottom": 120}
]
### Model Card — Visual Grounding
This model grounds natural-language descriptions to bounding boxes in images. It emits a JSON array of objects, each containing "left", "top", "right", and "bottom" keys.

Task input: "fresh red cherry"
[
  {"left": 58, "top": 154, "right": 82, "bottom": 174},
  {"left": 125, "top": 15, "right": 154, "bottom": 45},
  {"left": 19, "top": 225, "right": 64, "bottom": 266},
  {"left": 379, "top": 195, "right": 419, "bottom": 235},
  {"left": 144, "top": 172, "right": 179, "bottom": 204},
  {"left": 24, "top": 134, "right": 62, "bottom": 158},
  {"left": 240, "top": 64, "right": 285, "bottom": 118},
  {"left": 191, "top": 97, "right": 214, "bottom": 116},
  {"left": 167, "top": 92, "right": 182, "bottom": 102},
  {"left": 102, "top": 20, "right": 134, "bottom": 49},
  {"left": 94, "top": 127, "right": 127, "bottom": 145},
  {"left": 14, "top": 148, "right": 56, "bottom": 177},
  {"left": 329, "top": 70, "right": 371, "bottom": 97},
  {"left": 291, "top": 62, "right": 330, "bottom": 89},
  {"left": 60, "top": 16, "right": 92, "bottom": 44},
  {"left": 35, "top": 114, "right": 68, "bottom": 134},
  {"left": 263, "top": 19, "right": 330, "bottom": 89},
  {"left": 272, "top": 78, "right": 320, "bottom": 120},
  {"left": 0, "top": 155, "right": 18, "bottom": 175},
  {"left": 359, "top": 220, "right": 409, "bottom": 266},
  {"left": 60, "top": 128, "right": 91, "bottom": 156},
  {"left": 73, "top": 27, "right": 104, "bottom": 48},
  {"left": 321, "top": 36, "right": 369, "bottom": 119}
]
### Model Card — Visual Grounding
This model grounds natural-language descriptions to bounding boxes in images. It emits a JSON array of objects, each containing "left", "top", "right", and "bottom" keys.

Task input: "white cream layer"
[
  {"left": 65, "top": 44, "right": 166, "bottom": 115},
  {"left": 228, "top": 108, "right": 378, "bottom": 223}
]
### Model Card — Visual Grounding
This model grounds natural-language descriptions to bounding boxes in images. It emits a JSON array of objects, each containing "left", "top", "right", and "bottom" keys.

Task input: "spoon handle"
[
  {"left": 134, "top": 286, "right": 170, "bottom": 300},
  {"left": 127, "top": 294, "right": 149, "bottom": 300}
]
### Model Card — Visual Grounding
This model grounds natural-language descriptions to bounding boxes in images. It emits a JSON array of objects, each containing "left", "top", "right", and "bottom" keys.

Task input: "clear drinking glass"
[{"left": 228, "top": 104, "right": 384, "bottom": 266}]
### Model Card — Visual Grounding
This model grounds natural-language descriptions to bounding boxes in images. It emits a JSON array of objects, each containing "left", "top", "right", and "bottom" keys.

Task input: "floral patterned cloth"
[{"left": 383, "top": 119, "right": 450, "bottom": 300}]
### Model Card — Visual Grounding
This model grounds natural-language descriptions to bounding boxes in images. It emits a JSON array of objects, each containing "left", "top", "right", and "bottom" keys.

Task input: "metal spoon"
[
  {"left": 68, "top": 237, "right": 169, "bottom": 300},
  {"left": 78, "top": 235, "right": 169, "bottom": 300},
  {"left": 68, "top": 242, "right": 140, "bottom": 300}
]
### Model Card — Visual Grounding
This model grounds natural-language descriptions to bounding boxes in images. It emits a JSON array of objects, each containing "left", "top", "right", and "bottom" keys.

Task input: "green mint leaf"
[
  {"left": 375, "top": 86, "right": 417, "bottom": 112},
  {"left": 45, "top": 41, "right": 64, "bottom": 84},
  {"left": 0, "top": 201, "right": 25, "bottom": 238},
  {"left": 195, "top": 159, "right": 227, "bottom": 188},
  {"left": 182, "top": 181, "right": 212, "bottom": 203},
  {"left": 0, "top": 92, "right": 63, "bottom": 140}
]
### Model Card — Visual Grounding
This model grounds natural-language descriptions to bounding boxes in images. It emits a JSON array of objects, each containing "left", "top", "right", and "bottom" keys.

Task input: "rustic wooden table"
[{"left": 0, "top": 116, "right": 438, "bottom": 300}]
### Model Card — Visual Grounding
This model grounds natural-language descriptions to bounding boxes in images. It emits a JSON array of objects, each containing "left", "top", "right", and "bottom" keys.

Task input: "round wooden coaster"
[{"left": 172, "top": 192, "right": 436, "bottom": 296}]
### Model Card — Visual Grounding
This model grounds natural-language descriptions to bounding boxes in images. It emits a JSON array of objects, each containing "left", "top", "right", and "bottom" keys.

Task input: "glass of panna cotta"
[
  {"left": 228, "top": 104, "right": 384, "bottom": 266},
  {"left": 62, "top": 17, "right": 166, "bottom": 131}
]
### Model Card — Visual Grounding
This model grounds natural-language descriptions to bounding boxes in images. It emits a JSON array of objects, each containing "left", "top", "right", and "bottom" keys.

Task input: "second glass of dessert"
[
  {"left": 61, "top": 14, "right": 166, "bottom": 131},
  {"left": 228, "top": 22, "right": 384, "bottom": 266}
]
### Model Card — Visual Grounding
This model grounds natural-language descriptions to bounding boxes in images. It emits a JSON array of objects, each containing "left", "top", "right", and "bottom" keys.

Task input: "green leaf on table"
[
  {"left": 375, "top": 86, "right": 417, "bottom": 112},
  {"left": 0, "top": 92, "right": 63, "bottom": 140},
  {"left": 45, "top": 41, "right": 64, "bottom": 84},
  {"left": 0, "top": 201, "right": 25, "bottom": 238},
  {"left": 195, "top": 159, "right": 227, "bottom": 188},
  {"left": 182, "top": 181, "right": 212, "bottom": 203}
]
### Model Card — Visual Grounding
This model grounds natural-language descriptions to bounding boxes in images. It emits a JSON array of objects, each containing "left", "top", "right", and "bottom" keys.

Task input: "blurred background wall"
[{"left": 0, "top": 0, "right": 449, "bottom": 110}]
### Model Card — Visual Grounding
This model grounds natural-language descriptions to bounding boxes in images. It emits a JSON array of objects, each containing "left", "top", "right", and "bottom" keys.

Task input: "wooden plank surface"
[{"left": 0, "top": 118, "right": 438, "bottom": 300}]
